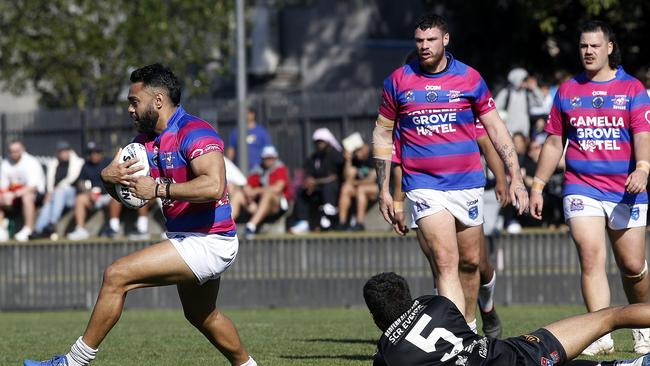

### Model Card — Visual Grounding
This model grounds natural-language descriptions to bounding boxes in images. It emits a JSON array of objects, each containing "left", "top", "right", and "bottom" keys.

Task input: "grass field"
[{"left": 0, "top": 305, "right": 643, "bottom": 365}]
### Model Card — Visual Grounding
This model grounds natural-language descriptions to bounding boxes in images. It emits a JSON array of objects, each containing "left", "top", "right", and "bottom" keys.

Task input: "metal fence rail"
[{"left": 0, "top": 233, "right": 640, "bottom": 310}]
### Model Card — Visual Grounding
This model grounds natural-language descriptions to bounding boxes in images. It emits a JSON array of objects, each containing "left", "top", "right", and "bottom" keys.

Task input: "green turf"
[{"left": 0, "top": 305, "right": 642, "bottom": 365}]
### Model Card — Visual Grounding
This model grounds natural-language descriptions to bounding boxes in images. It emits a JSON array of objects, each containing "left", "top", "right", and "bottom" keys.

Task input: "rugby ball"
[{"left": 116, "top": 143, "right": 150, "bottom": 209}]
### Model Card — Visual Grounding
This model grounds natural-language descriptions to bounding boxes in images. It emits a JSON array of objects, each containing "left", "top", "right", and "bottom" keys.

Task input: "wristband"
[
  {"left": 154, "top": 183, "right": 160, "bottom": 198},
  {"left": 393, "top": 201, "right": 404, "bottom": 212},
  {"left": 636, "top": 160, "right": 650, "bottom": 174},
  {"left": 531, "top": 177, "right": 546, "bottom": 193},
  {"left": 165, "top": 183, "right": 171, "bottom": 199}
]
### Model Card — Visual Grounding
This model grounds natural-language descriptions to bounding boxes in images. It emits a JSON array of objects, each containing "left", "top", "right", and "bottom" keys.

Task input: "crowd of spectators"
[{"left": 2, "top": 69, "right": 648, "bottom": 241}]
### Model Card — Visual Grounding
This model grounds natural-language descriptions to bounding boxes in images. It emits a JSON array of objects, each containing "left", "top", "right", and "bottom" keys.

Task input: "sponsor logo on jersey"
[
  {"left": 645, "top": 110, "right": 650, "bottom": 124},
  {"left": 541, "top": 356, "right": 554, "bottom": 366},
  {"left": 426, "top": 90, "right": 438, "bottom": 102},
  {"left": 468, "top": 205, "right": 478, "bottom": 220},
  {"left": 405, "top": 90, "right": 415, "bottom": 103},
  {"left": 592, "top": 96, "right": 604, "bottom": 109},
  {"left": 570, "top": 96, "right": 581, "bottom": 108},
  {"left": 613, "top": 95, "right": 628, "bottom": 110},
  {"left": 569, "top": 198, "right": 584, "bottom": 212},
  {"left": 631, "top": 206, "right": 640, "bottom": 220},
  {"left": 592, "top": 90, "right": 607, "bottom": 96},
  {"left": 425, "top": 85, "right": 441, "bottom": 91},
  {"left": 163, "top": 152, "right": 174, "bottom": 169},
  {"left": 522, "top": 334, "right": 541, "bottom": 343},
  {"left": 448, "top": 90, "right": 461, "bottom": 102}
]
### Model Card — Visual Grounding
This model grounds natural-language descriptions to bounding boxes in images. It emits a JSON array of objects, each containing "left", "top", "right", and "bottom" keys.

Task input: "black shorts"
[{"left": 490, "top": 328, "right": 567, "bottom": 366}]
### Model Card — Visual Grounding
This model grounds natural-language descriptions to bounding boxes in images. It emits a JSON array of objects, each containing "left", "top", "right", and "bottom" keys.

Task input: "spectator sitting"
[
  {"left": 290, "top": 128, "right": 344, "bottom": 234},
  {"left": 337, "top": 142, "right": 378, "bottom": 231},
  {"left": 0, "top": 139, "right": 46, "bottom": 242},
  {"left": 226, "top": 108, "right": 271, "bottom": 170},
  {"left": 68, "top": 143, "right": 152, "bottom": 240},
  {"left": 231, "top": 145, "right": 291, "bottom": 239},
  {"left": 30, "top": 141, "right": 84, "bottom": 240}
]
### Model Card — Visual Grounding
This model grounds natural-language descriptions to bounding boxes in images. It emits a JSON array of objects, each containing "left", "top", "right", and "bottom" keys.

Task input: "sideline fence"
[{"left": 0, "top": 233, "right": 638, "bottom": 310}]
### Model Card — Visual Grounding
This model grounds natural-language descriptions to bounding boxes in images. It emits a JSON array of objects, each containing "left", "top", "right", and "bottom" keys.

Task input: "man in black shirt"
[{"left": 364, "top": 272, "right": 650, "bottom": 366}]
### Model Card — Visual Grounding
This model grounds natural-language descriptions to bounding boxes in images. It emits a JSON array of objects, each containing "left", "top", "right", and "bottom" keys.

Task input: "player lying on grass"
[{"left": 364, "top": 272, "right": 650, "bottom": 366}]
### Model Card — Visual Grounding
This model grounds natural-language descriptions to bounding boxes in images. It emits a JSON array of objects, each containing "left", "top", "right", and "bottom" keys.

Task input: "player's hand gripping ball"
[{"left": 116, "top": 143, "right": 150, "bottom": 209}]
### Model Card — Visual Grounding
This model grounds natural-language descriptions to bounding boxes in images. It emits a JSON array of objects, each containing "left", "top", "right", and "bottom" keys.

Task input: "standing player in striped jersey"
[
  {"left": 373, "top": 13, "right": 528, "bottom": 330},
  {"left": 392, "top": 119, "right": 509, "bottom": 338},
  {"left": 24, "top": 64, "right": 256, "bottom": 366},
  {"left": 530, "top": 20, "right": 650, "bottom": 356}
]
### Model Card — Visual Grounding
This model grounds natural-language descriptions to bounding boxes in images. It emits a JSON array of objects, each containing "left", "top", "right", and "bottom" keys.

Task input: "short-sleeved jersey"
[
  {"left": 373, "top": 296, "right": 568, "bottom": 366},
  {"left": 380, "top": 53, "right": 495, "bottom": 192},
  {"left": 134, "top": 106, "right": 236, "bottom": 236},
  {"left": 247, "top": 160, "right": 293, "bottom": 201},
  {"left": 374, "top": 295, "right": 489, "bottom": 366},
  {"left": 545, "top": 67, "right": 650, "bottom": 204}
]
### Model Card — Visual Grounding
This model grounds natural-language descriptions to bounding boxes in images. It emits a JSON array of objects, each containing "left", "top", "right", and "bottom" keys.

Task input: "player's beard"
[
  {"left": 135, "top": 101, "right": 159, "bottom": 134},
  {"left": 419, "top": 51, "right": 444, "bottom": 73}
]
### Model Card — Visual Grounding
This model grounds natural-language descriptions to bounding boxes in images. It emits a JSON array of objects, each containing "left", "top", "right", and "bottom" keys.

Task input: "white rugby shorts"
[
  {"left": 167, "top": 232, "right": 239, "bottom": 285},
  {"left": 563, "top": 194, "right": 648, "bottom": 230},
  {"left": 406, "top": 188, "right": 484, "bottom": 227}
]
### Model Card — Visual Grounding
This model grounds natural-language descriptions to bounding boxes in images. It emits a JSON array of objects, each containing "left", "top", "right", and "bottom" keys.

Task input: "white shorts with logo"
[
  {"left": 563, "top": 195, "right": 648, "bottom": 230},
  {"left": 166, "top": 232, "right": 239, "bottom": 285},
  {"left": 406, "top": 188, "right": 484, "bottom": 228}
]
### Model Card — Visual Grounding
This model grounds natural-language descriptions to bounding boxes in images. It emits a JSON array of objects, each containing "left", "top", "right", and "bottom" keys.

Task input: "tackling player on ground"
[
  {"left": 365, "top": 272, "right": 650, "bottom": 366},
  {"left": 530, "top": 20, "right": 650, "bottom": 356},
  {"left": 373, "top": 13, "right": 528, "bottom": 332},
  {"left": 24, "top": 64, "right": 257, "bottom": 366}
]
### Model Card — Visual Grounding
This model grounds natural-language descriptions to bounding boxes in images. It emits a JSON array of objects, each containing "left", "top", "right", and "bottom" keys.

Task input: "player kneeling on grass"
[
  {"left": 23, "top": 63, "right": 257, "bottom": 366},
  {"left": 364, "top": 272, "right": 650, "bottom": 366}
]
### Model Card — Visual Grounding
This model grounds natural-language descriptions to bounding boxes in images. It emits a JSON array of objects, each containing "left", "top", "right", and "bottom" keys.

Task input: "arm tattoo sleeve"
[
  {"left": 495, "top": 143, "right": 516, "bottom": 173},
  {"left": 375, "top": 159, "right": 387, "bottom": 191}
]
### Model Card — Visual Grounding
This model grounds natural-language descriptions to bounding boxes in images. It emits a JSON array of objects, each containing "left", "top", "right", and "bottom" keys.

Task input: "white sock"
[
  {"left": 467, "top": 319, "right": 477, "bottom": 334},
  {"left": 66, "top": 337, "right": 97, "bottom": 366},
  {"left": 239, "top": 356, "right": 257, "bottom": 366},
  {"left": 109, "top": 218, "right": 120, "bottom": 232},
  {"left": 136, "top": 215, "right": 148, "bottom": 233},
  {"left": 478, "top": 270, "right": 496, "bottom": 312},
  {"left": 246, "top": 222, "right": 256, "bottom": 232}
]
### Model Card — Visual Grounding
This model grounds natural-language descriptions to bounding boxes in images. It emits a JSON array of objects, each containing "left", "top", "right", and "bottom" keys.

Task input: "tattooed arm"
[
  {"left": 373, "top": 115, "right": 396, "bottom": 224},
  {"left": 479, "top": 109, "right": 529, "bottom": 215}
]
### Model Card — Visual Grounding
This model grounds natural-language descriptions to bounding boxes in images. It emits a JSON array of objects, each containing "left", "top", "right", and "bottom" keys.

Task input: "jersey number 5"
[{"left": 405, "top": 314, "right": 464, "bottom": 362}]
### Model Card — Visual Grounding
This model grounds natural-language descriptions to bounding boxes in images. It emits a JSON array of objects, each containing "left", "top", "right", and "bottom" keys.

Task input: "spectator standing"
[
  {"left": 227, "top": 108, "right": 271, "bottom": 170},
  {"left": 0, "top": 140, "right": 45, "bottom": 241},
  {"left": 495, "top": 67, "right": 545, "bottom": 137},
  {"left": 337, "top": 142, "right": 378, "bottom": 231},
  {"left": 30, "top": 141, "right": 84, "bottom": 240},
  {"left": 232, "top": 145, "right": 291, "bottom": 239},
  {"left": 290, "top": 128, "right": 344, "bottom": 234}
]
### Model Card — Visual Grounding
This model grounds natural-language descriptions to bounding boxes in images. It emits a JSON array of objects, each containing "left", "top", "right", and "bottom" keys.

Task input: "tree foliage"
[{"left": 0, "top": 1, "right": 233, "bottom": 108}]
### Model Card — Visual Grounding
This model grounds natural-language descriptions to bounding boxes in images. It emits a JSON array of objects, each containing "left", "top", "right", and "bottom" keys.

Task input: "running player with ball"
[{"left": 24, "top": 64, "right": 257, "bottom": 366}]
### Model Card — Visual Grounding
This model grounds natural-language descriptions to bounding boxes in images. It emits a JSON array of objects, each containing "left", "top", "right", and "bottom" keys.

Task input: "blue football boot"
[{"left": 23, "top": 354, "right": 68, "bottom": 366}]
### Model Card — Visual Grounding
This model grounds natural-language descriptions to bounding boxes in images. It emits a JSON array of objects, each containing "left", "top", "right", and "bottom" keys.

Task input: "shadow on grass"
[
  {"left": 281, "top": 354, "right": 373, "bottom": 361},
  {"left": 301, "top": 338, "right": 376, "bottom": 345}
]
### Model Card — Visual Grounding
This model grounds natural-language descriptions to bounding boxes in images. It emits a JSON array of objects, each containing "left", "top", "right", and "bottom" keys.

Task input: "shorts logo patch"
[
  {"left": 540, "top": 356, "right": 554, "bottom": 366},
  {"left": 468, "top": 205, "right": 478, "bottom": 220},
  {"left": 569, "top": 198, "right": 584, "bottom": 212},
  {"left": 550, "top": 351, "right": 560, "bottom": 363},
  {"left": 631, "top": 206, "right": 640, "bottom": 220},
  {"left": 414, "top": 200, "right": 431, "bottom": 212},
  {"left": 522, "top": 334, "right": 540, "bottom": 343}
]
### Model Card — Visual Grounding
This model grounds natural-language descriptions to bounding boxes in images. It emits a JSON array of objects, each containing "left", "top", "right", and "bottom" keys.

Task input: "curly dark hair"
[
  {"left": 363, "top": 272, "right": 414, "bottom": 332},
  {"left": 130, "top": 63, "right": 182, "bottom": 106},
  {"left": 413, "top": 13, "right": 448, "bottom": 34},
  {"left": 579, "top": 20, "right": 621, "bottom": 69}
]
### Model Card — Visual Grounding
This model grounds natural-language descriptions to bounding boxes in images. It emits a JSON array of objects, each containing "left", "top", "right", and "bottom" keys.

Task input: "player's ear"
[
  {"left": 155, "top": 93, "right": 164, "bottom": 109},
  {"left": 443, "top": 32, "right": 450, "bottom": 47},
  {"left": 607, "top": 41, "right": 613, "bottom": 55}
]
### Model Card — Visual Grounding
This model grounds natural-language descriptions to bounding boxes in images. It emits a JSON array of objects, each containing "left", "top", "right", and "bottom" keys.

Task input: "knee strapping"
[{"left": 623, "top": 260, "right": 648, "bottom": 280}]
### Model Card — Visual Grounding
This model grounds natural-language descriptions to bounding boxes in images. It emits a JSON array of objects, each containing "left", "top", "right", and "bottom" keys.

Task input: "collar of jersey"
[
  {"left": 577, "top": 65, "right": 624, "bottom": 85},
  {"left": 412, "top": 52, "right": 454, "bottom": 78},
  {"left": 155, "top": 105, "right": 186, "bottom": 144}
]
